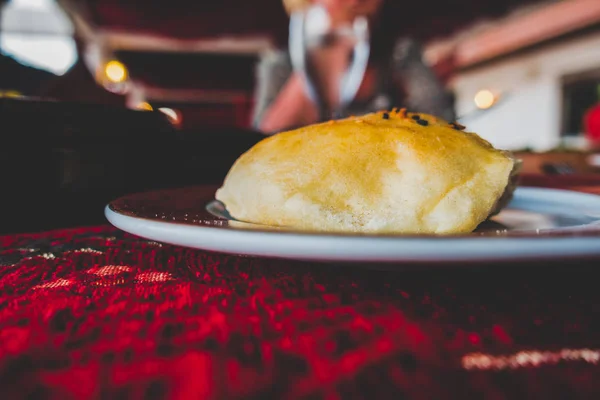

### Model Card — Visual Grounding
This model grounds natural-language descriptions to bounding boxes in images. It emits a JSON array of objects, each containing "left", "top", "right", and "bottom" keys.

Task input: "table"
[{"left": 2, "top": 179, "right": 600, "bottom": 399}]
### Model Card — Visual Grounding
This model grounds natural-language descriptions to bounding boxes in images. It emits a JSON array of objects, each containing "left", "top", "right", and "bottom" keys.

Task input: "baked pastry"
[{"left": 216, "top": 110, "right": 519, "bottom": 234}]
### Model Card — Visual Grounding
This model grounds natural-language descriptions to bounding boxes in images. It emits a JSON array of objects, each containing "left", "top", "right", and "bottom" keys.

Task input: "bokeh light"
[
  {"left": 136, "top": 102, "right": 153, "bottom": 111},
  {"left": 105, "top": 60, "right": 128, "bottom": 83},
  {"left": 474, "top": 89, "right": 496, "bottom": 109}
]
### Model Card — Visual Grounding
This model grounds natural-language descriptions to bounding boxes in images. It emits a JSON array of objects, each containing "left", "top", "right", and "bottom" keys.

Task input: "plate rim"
[
  {"left": 104, "top": 205, "right": 600, "bottom": 262},
  {"left": 107, "top": 186, "right": 600, "bottom": 240},
  {"left": 105, "top": 186, "right": 600, "bottom": 262}
]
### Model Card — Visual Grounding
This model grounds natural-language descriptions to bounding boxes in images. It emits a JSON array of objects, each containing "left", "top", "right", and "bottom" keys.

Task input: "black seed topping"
[
  {"left": 411, "top": 115, "right": 420, "bottom": 121},
  {"left": 450, "top": 121, "right": 466, "bottom": 130},
  {"left": 382, "top": 112, "right": 390, "bottom": 119},
  {"left": 416, "top": 119, "right": 428, "bottom": 126}
]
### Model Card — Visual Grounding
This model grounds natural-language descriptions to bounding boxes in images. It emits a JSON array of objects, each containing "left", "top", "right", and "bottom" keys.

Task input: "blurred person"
[{"left": 253, "top": 0, "right": 455, "bottom": 133}]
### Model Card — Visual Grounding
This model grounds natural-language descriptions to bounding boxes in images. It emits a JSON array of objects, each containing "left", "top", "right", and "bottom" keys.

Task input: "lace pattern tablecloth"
[{"left": 2, "top": 221, "right": 600, "bottom": 399}]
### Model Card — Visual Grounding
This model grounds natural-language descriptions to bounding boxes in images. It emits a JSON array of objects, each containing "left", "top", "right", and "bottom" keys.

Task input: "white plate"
[{"left": 105, "top": 186, "right": 600, "bottom": 263}]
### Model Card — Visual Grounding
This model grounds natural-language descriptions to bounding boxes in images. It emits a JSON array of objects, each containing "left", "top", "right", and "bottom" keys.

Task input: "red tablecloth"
[{"left": 2, "top": 215, "right": 600, "bottom": 398}]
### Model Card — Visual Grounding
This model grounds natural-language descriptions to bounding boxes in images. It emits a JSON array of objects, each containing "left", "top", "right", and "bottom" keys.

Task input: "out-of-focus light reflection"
[
  {"left": 105, "top": 60, "right": 127, "bottom": 83},
  {"left": 462, "top": 348, "right": 600, "bottom": 370},
  {"left": 474, "top": 89, "right": 496, "bottom": 110},
  {"left": 136, "top": 102, "right": 153, "bottom": 111},
  {"left": 0, "top": 90, "right": 23, "bottom": 98},
  {"left": 158, "top": 107, "right": 181, "bottom": 123}
]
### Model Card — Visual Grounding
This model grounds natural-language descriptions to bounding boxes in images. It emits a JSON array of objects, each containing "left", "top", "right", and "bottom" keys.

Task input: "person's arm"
[
  {"left": 252, "top": 50, "right": 317, "bottom": 134},
  {"left": 390, "top": 38, "right": 456, "bottom": 121}
]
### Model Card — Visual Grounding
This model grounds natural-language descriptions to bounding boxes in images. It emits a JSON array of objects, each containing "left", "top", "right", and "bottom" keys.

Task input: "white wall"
[{"left": 451, "top": 31, "right": 600, "bottom": 151}]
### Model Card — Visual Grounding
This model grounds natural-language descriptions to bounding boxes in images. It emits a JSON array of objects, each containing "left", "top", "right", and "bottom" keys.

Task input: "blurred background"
[{"left": 2, "top": 0, "right": 600, "bottom": 234}]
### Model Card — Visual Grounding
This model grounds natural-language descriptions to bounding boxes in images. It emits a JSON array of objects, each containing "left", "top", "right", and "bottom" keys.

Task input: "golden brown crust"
[{"left": 216, "top": 110, "right": 516, "bottom": 234}]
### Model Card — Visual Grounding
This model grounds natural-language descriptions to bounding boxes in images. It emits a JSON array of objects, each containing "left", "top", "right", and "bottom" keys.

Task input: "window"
[{"left": 0, "top": 0, "right": 77, "bottom": 75}]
